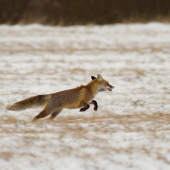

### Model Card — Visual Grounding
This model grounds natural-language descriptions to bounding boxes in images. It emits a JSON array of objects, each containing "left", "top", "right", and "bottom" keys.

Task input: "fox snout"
[
  {"left": 106, "top": 83, "right": 114, "bottom": 91},
  {"left": 107, "top": 85, "right": 114, "bottom": 91}
]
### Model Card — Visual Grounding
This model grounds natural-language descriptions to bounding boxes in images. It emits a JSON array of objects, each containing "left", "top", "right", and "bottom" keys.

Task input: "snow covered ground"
[{"left": 0, "top": 23, "right": 170, "bottom": 170}]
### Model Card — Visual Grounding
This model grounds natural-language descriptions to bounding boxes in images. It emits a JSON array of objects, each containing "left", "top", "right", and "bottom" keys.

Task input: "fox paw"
[
  {"left": 80, "top": 108, "right": 86, "bottom": 112},
  {"left": 94, "top": 106, "right": 98, "bottom": 111}
]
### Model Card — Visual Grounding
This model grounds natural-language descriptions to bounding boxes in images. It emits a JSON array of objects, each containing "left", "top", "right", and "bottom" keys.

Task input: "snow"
[{"left": 0, "top": 23, "right": 170, "bottom": 170}]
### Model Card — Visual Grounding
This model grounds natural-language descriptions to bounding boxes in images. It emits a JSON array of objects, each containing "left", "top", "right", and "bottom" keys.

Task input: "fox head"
[{"left": 91, "top": 74, "right": 114, "bottom": 92}]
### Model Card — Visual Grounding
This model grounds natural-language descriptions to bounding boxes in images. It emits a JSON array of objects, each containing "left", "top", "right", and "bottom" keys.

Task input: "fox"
[{"left": 6, "top": 74, "right": 114, "bottom": 121}]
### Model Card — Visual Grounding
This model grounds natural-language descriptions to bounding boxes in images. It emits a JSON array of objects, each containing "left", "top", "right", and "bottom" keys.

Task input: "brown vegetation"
[
  {"left": 0, "top": 0, "right": 170, "bottom": 25},
  {"left": 1, "top": 112, "right": 170, "bottom": 134}
]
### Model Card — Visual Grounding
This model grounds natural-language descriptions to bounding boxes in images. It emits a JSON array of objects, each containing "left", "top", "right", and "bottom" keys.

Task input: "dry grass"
[
  {"left": 1, "top": 112, "right": 170, "bottom": 134},
  {"left": 1, "top": 43, "right": 170, "bottom": 55}
]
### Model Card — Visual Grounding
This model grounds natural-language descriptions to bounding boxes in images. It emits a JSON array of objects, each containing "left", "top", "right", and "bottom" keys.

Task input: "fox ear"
[
  {"left": 91, "top": 76, "right": 97, "bottom": 80},
  {"left": 97, "top": 74, "right": 103, "bottom": 81}
]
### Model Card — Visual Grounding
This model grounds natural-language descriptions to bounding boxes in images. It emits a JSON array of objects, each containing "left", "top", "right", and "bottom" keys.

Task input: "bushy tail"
[{"left": 6, "top": 95, "right": 48, "bottom": 111}]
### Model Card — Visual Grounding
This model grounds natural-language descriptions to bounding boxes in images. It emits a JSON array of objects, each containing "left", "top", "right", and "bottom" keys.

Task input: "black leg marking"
[
  {"left": 80, "top": 104, "right": 90, "bottom": 112},
  {"left": 91, "top": 100, "right": 98, "bottom": 111}
]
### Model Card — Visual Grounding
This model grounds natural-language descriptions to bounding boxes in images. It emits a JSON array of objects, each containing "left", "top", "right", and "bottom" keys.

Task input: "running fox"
[{"left": 7, "top": 74, "right": 114, "bottom": 121}]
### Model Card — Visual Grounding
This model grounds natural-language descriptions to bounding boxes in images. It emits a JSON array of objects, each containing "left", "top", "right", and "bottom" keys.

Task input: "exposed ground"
[{"left": 0, "top": 23, "right": 170, "bottom": 170}]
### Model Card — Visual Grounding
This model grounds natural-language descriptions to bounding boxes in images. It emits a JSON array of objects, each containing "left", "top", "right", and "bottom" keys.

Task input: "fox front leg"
[
  {"left": 90, "top": 100, "right": 98, "bottom": 111},
  {"left": 80, "top": 101, "right": 90, "bottom": 112}
]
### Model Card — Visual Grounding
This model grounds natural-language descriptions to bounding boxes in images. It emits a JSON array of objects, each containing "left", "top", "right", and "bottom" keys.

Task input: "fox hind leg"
[
  {"left": 32, "top": 104, "right": 58, "bottom": 122},
  {"left": 50, "top": 109, "right": 62, "bottom": 120},
  {"left": 32, "top": 109, "right": 52, "bottom": 122}
]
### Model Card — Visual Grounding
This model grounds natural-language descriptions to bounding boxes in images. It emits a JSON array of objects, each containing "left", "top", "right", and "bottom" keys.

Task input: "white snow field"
[{"left": 0, "top": 23, "right": 170, "bottom": 170}]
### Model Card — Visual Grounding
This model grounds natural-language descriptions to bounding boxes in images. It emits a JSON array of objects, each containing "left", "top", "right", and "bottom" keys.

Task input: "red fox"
[{"left": 7, "top": 74, "right": 114, "bottom": 121}]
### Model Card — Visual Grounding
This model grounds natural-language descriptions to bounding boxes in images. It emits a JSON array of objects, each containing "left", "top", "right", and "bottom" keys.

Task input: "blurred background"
[{"left": 0, "top": 0, "right": 170, "bottom": 25}]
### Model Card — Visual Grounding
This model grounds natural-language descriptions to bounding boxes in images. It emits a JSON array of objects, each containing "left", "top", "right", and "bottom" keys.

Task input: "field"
[{"left": 0, "top": 23, "right": 170, "bottom": 170}]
